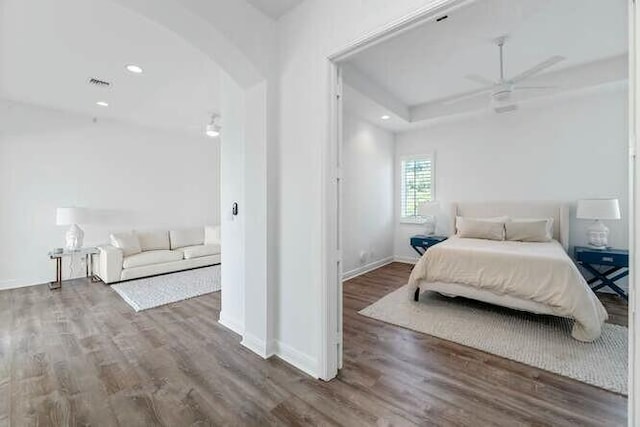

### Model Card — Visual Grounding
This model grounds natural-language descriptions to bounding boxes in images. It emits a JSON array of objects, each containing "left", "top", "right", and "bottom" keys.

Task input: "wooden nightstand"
[
  {"left": 574, "top": 246, "right": 629, "bottom": 302},
  {"left": 410, "top": 235, "right": 447, "bottom": 256}
]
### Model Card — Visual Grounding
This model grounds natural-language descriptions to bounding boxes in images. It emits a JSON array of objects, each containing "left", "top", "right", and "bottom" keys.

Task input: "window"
[{"left": 400, "top": 155, "right": 434, "bottom": 220}]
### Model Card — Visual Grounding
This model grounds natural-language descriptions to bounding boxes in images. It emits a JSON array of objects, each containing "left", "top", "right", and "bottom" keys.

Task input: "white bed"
[{"left": 408, "top": 202, "right": 608, "bottom": 342}]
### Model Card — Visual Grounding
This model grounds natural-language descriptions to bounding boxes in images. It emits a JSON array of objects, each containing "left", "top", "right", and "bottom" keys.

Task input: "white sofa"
[{"left": 94, "top": 226, "right": 220, "bottom": 284}]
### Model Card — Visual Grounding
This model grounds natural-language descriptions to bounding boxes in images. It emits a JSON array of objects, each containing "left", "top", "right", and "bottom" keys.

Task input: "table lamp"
[
  {"left": 56, "top": 207, "right": 88, "bottom": 250},
  {"left": 418, "top": 201, "right": 440, "bottom": 235},
  {"left": 576, "top": 199, "right": 620, "bottom": 249}
]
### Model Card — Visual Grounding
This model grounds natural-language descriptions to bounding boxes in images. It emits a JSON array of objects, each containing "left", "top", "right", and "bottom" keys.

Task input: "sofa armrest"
[
  {"left": 204, "top": 225, "right": 221, "bottom": 246},
  {"left": 95, "top": 244, "right": 123, "bottom": 284}
]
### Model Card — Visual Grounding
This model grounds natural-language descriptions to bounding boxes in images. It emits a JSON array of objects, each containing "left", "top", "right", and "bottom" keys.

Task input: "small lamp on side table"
[
  {"left": 56, "top": 207, "right": 89, "bottom": 250},
  {"left": 418, "top": 201, "right": 441, "bottom": 235},
  {"left": 576, "top": 199, "right": 621, "bottom": 249}
]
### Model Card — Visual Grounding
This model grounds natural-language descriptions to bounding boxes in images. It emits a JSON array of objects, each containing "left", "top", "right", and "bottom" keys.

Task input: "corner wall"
[{"left": 342, "top": 113, "right": 395, "bottom": 279}]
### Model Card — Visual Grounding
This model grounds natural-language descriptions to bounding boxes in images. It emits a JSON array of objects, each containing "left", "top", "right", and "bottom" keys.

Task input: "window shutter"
[{"left": 401, "top": 157, "right": 433, "bottom": 218}]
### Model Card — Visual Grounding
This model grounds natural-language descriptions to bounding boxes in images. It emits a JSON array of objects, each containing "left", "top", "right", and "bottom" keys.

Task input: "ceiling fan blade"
[
  {"left": 510, "top": 56, "right": 566, "bottom": 83},
  {"left": 441, "top": 87, "right": 493, "bottom": 105},
  {"left": 465, "top": 74, "right": 496, "bottom": 86}
]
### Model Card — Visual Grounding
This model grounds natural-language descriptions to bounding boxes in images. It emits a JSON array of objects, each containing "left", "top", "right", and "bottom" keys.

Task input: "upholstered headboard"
[{"left": 450, "top": 201, "right": 570, "bottom": 251}]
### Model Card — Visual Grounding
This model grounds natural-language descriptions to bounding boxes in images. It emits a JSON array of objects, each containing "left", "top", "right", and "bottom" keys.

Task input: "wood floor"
[{"left": 0, "top": 263, "right": 627, "bottom": 426}]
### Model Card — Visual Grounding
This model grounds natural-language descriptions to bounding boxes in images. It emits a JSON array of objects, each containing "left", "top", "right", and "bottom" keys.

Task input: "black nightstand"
[
  {"left": 574, "top": 246, "right": 629, "bottom": 301},
  {"left": 410, "top": 235, "right": 447, "bottom": 256}
]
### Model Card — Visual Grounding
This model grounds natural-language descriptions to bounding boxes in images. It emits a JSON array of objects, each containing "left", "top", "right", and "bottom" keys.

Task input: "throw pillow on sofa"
[
  {"left": 170, "top": 227, "right": 205, "bottom": 249},
  {"left": 110, "top": 231, "right": 142, "bottom": 257},
  {"left": 136, "top": 230, "right": 171, "bottom": 251}
]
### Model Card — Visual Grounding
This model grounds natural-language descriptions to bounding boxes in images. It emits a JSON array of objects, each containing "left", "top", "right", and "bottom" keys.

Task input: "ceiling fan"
[{"left": 445, "top": 36, "right": 565, "bottom": 113}]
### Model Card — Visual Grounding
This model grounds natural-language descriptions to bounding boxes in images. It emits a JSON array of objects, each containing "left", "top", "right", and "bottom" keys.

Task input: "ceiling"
[
  {"left": 341, "top": 0, "right": 628, "bottom": 131},
  {"left": 246, "top": 0, "right": 304, "bottom": 20},
  {"left": 0, "top": 0, "right": 222, "bottom": 137}
]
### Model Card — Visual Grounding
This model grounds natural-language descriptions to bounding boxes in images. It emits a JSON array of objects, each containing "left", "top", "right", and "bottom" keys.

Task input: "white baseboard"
[
  {"left": 241, "top": 332, "right": 274, "bottom": 359},
  {"left": 218, "top": 313, "right": 244, "bottom": 336},
  {"left": 394, "top": 256, "right": 419, "bottom": 265},
  {"left": 0, "top": 277, "right": 50, "bottom": 290},
  {"left": 273, "top": 340, "right": 318, "bottom": 378},
  {"left": 342, "top": 256, "right": 394, "bottom": 281}
]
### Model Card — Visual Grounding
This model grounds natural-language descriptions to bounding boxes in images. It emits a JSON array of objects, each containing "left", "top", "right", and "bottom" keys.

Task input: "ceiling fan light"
[{"left": 205, "top": 114, "right": 221, "bottom": 138}]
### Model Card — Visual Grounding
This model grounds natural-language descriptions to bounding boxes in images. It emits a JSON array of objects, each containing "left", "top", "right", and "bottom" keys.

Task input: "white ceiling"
[
  {"left": 342, "top": 0, "right": 628, "bottom": 131},
  {"left": 0, "top": 0, "right": 222, "bottom": 137},
  {"left": 246, "top": 0, "right": 304, "bottom": 19}
]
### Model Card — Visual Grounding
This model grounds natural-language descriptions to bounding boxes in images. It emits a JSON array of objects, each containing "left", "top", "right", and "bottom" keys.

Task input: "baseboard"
[
  {"left": 342, "top": 256, "right": 394, "bottom": 281},
  {"left": 0, "top": 277, "right": 52, "bottom": 290},
  {"left": 218, "top": 313, "right": 244, "bottom": 337},
  {"left": 241, "top": 332, "right": 275, "bottom": 359},
  {"left": 272, "top": 340, "right": 318, "bottom": 378},
  {"left": 394, "top": 256, "right": 419, "bottom": 265}
]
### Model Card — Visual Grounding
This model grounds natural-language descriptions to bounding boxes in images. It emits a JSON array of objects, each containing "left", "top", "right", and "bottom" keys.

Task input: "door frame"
[{"left": 323, "top": 1, "right": 638, "bottom": 425}]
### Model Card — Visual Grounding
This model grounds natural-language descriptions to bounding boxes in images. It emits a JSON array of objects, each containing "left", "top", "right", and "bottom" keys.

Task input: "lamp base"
[
  {"left": 424, "top": 216, "right": 437, "bottom": 235},
  {"left": 586, "top": 220, "right": 609, "bottom": 249},
  {"left": 65, "top": 224, "right": 84, "bottom": 250}
]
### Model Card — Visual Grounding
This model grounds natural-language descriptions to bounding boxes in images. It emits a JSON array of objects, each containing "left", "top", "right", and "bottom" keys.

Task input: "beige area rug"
[
  {"left": 359, "top": 285, "right": 628, "bottom": 395},
  {"left": 112, "top": 266, "right": 221, "bottom": 312}
]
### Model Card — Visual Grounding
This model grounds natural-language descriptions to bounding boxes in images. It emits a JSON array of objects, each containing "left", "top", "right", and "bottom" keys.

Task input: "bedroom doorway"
[{"left": 325, "top": 0, "right": 637, "bottom": 423}]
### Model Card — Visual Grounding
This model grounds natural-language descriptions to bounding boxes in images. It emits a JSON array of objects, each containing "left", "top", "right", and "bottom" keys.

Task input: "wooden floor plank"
[{"left": 0, "top": 263, "right": 627, "bottom": 426}]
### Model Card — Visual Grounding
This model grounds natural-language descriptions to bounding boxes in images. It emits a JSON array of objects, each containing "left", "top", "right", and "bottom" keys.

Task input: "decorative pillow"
[
  {"left": 204, "top": 225, "right": 221, "bottom": 245},
  {"left": 136, "top": 230, "right": 170, "bottom": 251},
  {"left": 170, "top": 227, "right": 205, "bottom": 249},
  {"left": 456, "top": 217, "right": 506, "bottom": 241},
  {"left": 506, "top": 219, "right": 553, "bottom": 242},
  {"left": 110, "top": 231, "right": 142, "bottom": 257}
]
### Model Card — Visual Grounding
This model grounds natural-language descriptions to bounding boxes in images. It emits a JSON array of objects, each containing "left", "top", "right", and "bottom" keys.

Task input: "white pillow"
[
  {"left": 506, "top": 218, "right": 553, "bottom": 242},
  {"left": 170, "top": 227, "right": 205, "bottom": 249},
  {"left": 456, "top": 217, "right": 506, "bottom": 241},
  {"left": 136, "top": 230, "right": 170, "bottom": 251},
  {"left": 455, "top": 216, "right": 509, "bottom": 235},
  {"left": 110, "top": 231, "right": 142, "bottom": 257},
  {"left": 204, "top": 225, "right": 221, "bottom": 245}
]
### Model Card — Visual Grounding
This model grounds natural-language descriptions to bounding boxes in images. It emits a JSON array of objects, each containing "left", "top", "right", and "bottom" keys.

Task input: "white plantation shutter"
[{"left": 401, "top": 156, "right": 434, "bottom": 219}]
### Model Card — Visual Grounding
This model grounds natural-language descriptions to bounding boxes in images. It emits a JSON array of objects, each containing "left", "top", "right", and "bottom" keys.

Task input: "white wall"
[
  {"left": 0, "top": 100, "right": 220, "bottom": 289},
  {"left": 219, "top": 73, "right": 246, "bottom": 335},
  {"left": 342, "top": 113, "right": 395, "bottom": 278},
  {"left": 394, "top": 87, "right": 629, "bottom": 262},
  {"left": 278, "top": 0, "right": 455, "bottom": 377}
]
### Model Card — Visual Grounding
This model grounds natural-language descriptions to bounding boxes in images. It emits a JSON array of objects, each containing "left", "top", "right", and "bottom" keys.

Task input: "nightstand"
[
  {"left": 410, "top": 235, "right": 447, "bottom": 256},
  {"left": 574, "top": 246, "right": 629, "bottom": 302}
]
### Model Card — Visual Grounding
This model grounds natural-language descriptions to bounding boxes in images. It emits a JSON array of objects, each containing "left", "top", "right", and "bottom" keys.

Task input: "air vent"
[{"left": 88, "top": 78, "right": 112, "bottom": 88}]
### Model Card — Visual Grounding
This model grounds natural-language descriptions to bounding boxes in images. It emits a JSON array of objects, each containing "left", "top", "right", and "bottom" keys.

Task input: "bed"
[{"left": 408, "top": 202, "right": 608, "bottom": 342}]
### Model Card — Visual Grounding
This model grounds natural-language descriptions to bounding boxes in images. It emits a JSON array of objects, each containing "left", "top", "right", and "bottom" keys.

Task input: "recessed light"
[
  {"left": 96, "top": 101, "right": 109, "bottom": 107},
  {"left": 125, "top": 64, "right": 143, "bottom": 74},
  {"left": 381, "top": 115, "right": 390, "bottom": 120}
]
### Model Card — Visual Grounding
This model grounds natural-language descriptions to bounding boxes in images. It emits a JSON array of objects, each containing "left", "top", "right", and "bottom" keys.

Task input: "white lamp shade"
[
  {"left": 56, "top": 207, "right": 88, "bottom": 225},
  {"left": 576, "top": 199, "right": 621, "bottom": 220},
  {"left": 418, "top": 201, "right": 441, "bottom": 217}
]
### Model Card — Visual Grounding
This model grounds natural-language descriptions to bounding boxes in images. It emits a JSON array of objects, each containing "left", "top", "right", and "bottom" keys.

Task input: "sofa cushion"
[
  {"left": 110, "top": 232, "right": 142, "bottom": 257},
  {"left": 170, "top": 227, "right": 204, "bottom": 249},
  {"left": 136, "top": 230, "right": 170, "bottom": 251},
  {"left": 176, "top": 244, "right": 221, "bottom": 260},
  {"left": 122, "top": 250, "right": 183, "bottom": 269}
]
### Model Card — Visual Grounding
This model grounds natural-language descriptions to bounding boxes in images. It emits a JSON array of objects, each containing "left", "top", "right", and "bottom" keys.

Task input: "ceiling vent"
[{"left": 88, "top": 78, "right": 112, "bottom": 88}]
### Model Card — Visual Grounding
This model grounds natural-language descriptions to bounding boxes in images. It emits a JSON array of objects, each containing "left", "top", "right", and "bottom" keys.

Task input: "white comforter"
[{"left": 408, "top": 236, "right": 608, "bottom": 341}]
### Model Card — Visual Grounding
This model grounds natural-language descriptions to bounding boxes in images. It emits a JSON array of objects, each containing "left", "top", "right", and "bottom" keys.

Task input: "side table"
[
  {"left": 574, "top": 246, "right": 629, "bottom": 302},
  {"left": 49, "top": 247, "right": 100, "bottom": 290}
]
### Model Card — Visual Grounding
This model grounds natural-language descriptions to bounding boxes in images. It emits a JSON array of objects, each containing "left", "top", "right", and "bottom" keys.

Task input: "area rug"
[
  {"left": 111, "top": 266, "right": 221, "bottom": 312},
  {"left": 359, "top": 285, "right": 628, "bottom": 395}
]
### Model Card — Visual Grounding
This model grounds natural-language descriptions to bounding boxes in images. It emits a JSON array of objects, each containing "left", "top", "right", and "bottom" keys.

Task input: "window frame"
[{"left": 398, "top": 152, "right": 436, "bottom": 224}]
